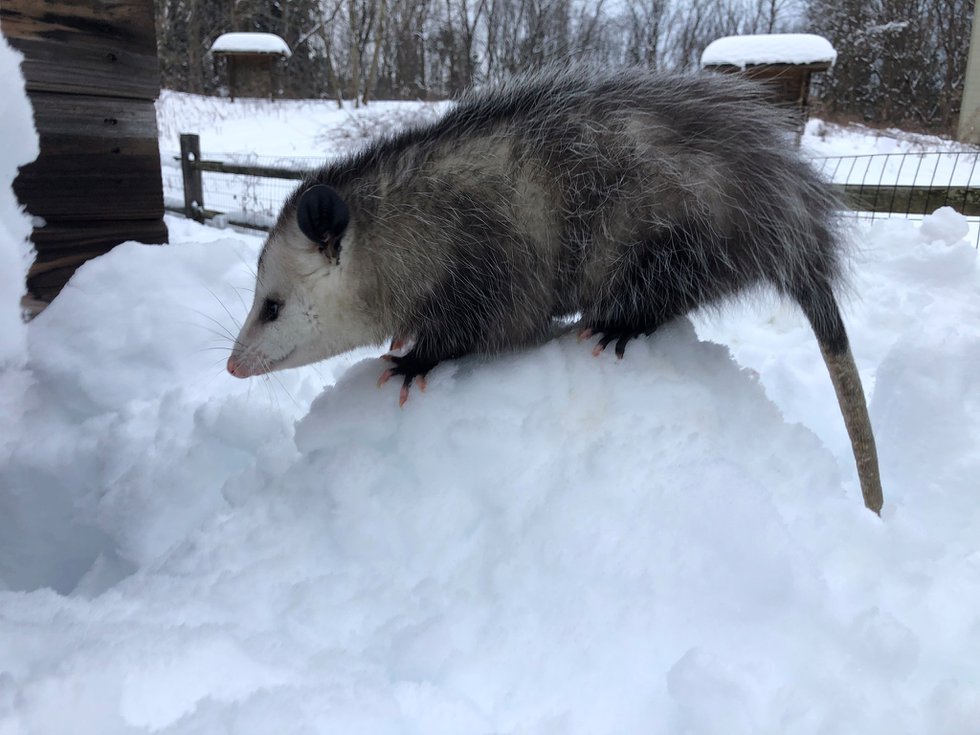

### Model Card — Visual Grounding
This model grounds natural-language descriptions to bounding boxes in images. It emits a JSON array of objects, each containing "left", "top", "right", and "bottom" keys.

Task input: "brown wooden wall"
[
  {"left": 1, "top": 0, "right": 168, "bottom": 301},
  {"left": 703, "top": 62, "right": 832, "bottom": 134}
]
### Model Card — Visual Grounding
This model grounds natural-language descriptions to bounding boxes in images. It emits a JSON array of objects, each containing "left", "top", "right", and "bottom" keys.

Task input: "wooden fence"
[{"left": 168, "top": 134, "right": 980, "bottom": 240}]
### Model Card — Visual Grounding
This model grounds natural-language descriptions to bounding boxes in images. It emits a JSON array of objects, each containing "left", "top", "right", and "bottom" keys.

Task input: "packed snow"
[
  {"left": 210, "top": 32, "right": 291, "bottom": 57},
  {"left": 3, "top": 78, "right": 980, "bottom": 732},
  {"left": 701, "top": 33, "right": 837, "bottom": 69}
]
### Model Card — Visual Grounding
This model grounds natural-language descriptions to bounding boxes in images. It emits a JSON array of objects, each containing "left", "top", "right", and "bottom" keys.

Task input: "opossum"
[{"left": 227, "top": 65, "right": 883, "bottom": 514}]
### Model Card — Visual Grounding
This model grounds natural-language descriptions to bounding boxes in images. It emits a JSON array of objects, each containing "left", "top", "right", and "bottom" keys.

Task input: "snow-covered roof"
[
  {"left": 701, "top": 33, "right": 836, "bottom": 69},
  {"left": 210, "top": 32, "right": 291, "bottom": 57}
]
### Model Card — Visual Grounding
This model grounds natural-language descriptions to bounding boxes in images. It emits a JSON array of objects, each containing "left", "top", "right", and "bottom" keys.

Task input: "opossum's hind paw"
[
  {"left": 377, "top": 352, "right": 437, "bottom": 407},
  {"left": 587, "top": 328, "right": 643, "bottom": 359}
]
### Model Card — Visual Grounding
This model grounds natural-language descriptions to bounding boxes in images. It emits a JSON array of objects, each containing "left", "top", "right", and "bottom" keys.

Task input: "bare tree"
[{"left": 156, "top": 0, "right": 969, "bottom": 131}]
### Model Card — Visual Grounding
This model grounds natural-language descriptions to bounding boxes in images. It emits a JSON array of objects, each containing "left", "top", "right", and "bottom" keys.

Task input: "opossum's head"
[{"left": 227, "top": 185, "right": 378, "bottom": 378}]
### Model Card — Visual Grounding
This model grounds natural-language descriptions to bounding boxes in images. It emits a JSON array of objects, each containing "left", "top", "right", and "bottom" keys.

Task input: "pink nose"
[{"left": 227, "top": 356, "right": 244, "bottom": 378}]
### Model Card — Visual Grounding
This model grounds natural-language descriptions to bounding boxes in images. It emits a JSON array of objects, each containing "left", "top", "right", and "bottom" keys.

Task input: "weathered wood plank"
[
  {"left": 27, "top": 218, "right": 168, "bottom": 300},
  {"left": 14, "top": 93, "right": 164, "bottom": 221},
  {"left": 30, "top": 219, "right": 169, "bottom": 253},
  {"left": 835, "top": 184, "right": 980, "bottom": 217},
  {"left": 3, "top": 37, "right": 161, "bottom": 100},
  {"left": 28, "top": 265, "right": 92, "bottom": 301},
  {"left": 28, "top": 92, "right": 160, "bottom": 140},
  {"left": 0, "top": 0, "right": 160, "bottom": 100},
  {"left": 15, "top": 153, "right": 165, "bottom": 220}
]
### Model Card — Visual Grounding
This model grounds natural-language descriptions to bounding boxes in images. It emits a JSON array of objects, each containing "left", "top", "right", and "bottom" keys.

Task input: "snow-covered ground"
[{"left": 2, "top": 83, "right": 980, "bottom": 733}]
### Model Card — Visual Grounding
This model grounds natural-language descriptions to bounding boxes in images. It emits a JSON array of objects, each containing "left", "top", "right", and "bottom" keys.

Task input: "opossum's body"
[{"left": 228, "top": 66, "right": 883, "bottom": 513}]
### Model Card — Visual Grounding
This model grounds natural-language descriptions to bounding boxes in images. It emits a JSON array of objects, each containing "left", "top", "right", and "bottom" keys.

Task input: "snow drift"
[
  {"left": 2, "top": 69, "right": 980, "bottom": 731},
  {"left": 1, "top": 208, "right": 979, "bottom": 732}
]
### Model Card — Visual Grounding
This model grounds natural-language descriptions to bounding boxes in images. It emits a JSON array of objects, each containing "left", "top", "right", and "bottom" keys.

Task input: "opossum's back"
[
  {"left": 444, "top": 68, "right": 844, "bottom": 285},
  {"left": 447, "top": 68, "right": 792, "bottom": 158}
]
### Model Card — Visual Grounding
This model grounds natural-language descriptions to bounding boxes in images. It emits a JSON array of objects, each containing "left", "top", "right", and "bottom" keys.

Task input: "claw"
[
  {"left": 615, "top": 335, "right": 630, "bottom": 359},
  {"left": 379, "top": 349, "right": 437, "bottom": 405},
  {"left": 583, "top": 324, "right": 656, "bottom": 359},
  {"left": 578, "top": 327, "right": 593, "bottom": 343}
]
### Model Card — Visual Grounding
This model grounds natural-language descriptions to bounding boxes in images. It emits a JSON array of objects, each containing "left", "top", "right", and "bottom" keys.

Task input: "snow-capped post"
[
  {"left": 210, "top": 33, "right": 291, "bottom": 102},
  {"left": 701, "top": 34, "right": 836, "bottom": 144}
]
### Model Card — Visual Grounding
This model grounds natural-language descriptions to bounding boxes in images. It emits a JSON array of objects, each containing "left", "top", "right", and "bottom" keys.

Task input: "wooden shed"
[
  {"left": 210, "top": 32, "right": 291, "bottom": 101},
  {"left": 0, "top": 0, "right": 167, "bottom": 303},
  {"left": 702, "top": 33, "right": 836, "bottom": 134}
]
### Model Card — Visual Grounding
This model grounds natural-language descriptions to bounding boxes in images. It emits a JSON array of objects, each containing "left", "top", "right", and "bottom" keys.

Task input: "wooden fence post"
[{"left": 179, "top": 133, "right": 204, "bottom": 221}]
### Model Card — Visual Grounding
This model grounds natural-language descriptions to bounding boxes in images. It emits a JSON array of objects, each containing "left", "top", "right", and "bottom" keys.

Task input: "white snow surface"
[
  {"left": 0, "top": 35, "right": 38, "bottom": 369},
  {"left": 210, "top": 32, "right": 291, "bottom": 57},
  {"left": 701, "top": 33, "right": 837, "bottom": 69},
  {"left": 4, "top": 87, "right": 980, "bottom": 731},
  {"left": 1, "top": 204, "right": 979, "bottom": 731},
  {"left": 156, "top": 90, "right": 446, "bottom": 158}
]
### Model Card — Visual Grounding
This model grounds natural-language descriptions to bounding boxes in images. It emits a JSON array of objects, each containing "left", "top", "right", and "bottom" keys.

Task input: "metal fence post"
[{"left": 179, "top": 133, "right": 205, "bottom": 222}]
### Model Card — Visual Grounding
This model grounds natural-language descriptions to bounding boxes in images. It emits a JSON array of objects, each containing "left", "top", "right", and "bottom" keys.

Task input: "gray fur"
[{"left": 240, "top": 65, "right": 884, "bottom": 513}]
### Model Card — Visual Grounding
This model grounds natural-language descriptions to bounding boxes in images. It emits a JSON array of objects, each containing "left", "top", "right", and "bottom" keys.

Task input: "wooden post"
[{"left": 179, "top": 133, "right": 204, "bottom": 222}]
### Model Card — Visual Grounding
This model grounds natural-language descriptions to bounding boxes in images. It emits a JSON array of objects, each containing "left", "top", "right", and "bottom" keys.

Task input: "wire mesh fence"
[
  {"left": 162, "top": 150, "right": 325, "bottom": 229},
  {"left": 163, "top": 144, "right": 980, "bottom": 246},
  {"left": 809, "top": 150, "right": 980, "bottom": 244}
]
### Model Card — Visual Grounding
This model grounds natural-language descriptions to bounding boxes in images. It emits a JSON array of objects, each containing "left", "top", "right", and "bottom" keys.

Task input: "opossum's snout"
[{"left": 226, "top": 354, "right": 247, "bottom": 378}]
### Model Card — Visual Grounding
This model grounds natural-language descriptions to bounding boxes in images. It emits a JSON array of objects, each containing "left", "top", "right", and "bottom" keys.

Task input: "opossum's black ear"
[{"left": 297, "top": 185, "right": 349, "bottom": 253}]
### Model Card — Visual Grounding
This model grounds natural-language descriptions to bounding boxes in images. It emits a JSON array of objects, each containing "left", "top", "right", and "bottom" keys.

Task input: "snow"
[
  {"left": 210, "top": 32, "right": 291, "bottom": 57},
  {"left": 0, "top": 34, "right": 38, "bottom": 369},
  {"left": 156, "top": 90, "right": 446, "bottom": 158},
  {"left": 3, "top": 92, "right": 980, "bottom": 732},
  {"left": 701, "top": 33, "right": 837, "bottom": 69},
  {"left": 919, "top": 206, "right": 971, "bottom": 246}
]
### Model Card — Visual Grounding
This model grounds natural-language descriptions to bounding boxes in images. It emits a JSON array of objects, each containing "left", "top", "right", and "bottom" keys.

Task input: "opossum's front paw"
[
  {"left": 578, "top": 326, "right": 643, "bottom": 359},
  {"left": 377, "top": 351, "right": 439, "bottom": 407},
  {"left": 381, "top": 335, "right": 412, "bottom": 360}
]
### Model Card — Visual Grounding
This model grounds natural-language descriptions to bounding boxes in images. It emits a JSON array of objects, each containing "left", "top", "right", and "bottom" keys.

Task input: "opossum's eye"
[
  {"left": 297, "top": 185, "right": 349, "bottom": 248},
  {"left": 260, "top": 298, "right": 282, "bottom": 323}
]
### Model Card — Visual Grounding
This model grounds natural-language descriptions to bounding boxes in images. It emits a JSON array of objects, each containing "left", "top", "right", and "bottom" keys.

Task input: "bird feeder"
[
  {"left": 210, "top": 32, "right": 291, "bottom": 100},
  {"left": 701, "top": 33, "right": 836, "bottom": 135}
]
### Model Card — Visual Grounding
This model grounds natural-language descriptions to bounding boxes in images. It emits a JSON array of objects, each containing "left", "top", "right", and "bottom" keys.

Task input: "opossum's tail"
[{"left": 794, "top": 281, "right": 883, "bottom": 515}]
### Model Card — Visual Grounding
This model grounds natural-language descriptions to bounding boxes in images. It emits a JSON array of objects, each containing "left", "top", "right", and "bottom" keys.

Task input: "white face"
[{"left": 227, "top": 219, "right": 379, "bottom": 378}]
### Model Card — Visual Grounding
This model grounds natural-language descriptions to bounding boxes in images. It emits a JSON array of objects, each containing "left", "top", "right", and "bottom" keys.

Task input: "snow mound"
[
  {"left": 0, "top": 309, "right": 861, "bottom": 733},
  {"left": 919, "top": 206, "right": 970, "bottom": 246},
  {"left": 702, "top": 33, "right": 837, "bottom": 69},
  {"left": 0, "top": 34, "right": 38, "bottom": 369},
  {"left": 2, "top": 212, "right": 980, "bottom": 732}
]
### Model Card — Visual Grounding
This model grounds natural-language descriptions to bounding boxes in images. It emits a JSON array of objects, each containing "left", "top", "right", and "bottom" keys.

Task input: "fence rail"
[{"left": 164, "top": 133, "right": 980, "bottom": 244}]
